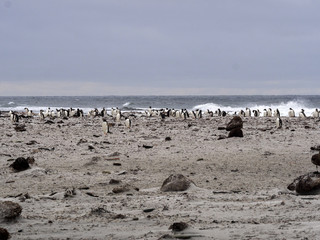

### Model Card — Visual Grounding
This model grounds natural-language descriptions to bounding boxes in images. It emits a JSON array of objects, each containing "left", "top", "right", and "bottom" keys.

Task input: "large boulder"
[
  {"left": 228, "top": 128, "right": 243, "bottom": 138},
  {"left": 288, "top": 172, "right": 320, "bottom": 194},
  {"left": 160, "top": 174, "right": 194, "bottom": 192},
  {"left": 0, "top": 228, "right": 10, "bottom": 240},
  {"left": 226, "top": 116, "right": 243, "bottom": 131}
]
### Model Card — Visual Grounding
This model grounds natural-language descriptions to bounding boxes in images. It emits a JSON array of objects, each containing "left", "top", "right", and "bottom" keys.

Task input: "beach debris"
[
  {"left": 228, "top": 128, "right": 243, "bottom": 138},
  {"left": 14, "top": 124, "right": 26, "bottom": 132},
  {"left": 169, "top": 222, "right": 188, "bottom": 232},
  {"left": 77, "top": 138, "right": 88, "bottom": 145},
  {"left": 288, "top": 171, "right": 320, "bottom": 194},
  {"left": 311, "top": 153, "right": 320, "bottom": 171},
  {"left": 0, "top": 201, "right": 22, "bottom": 221},
  {"left": 0, "top": 227, "right": 10, "bottom": 240},
  {"left": 10, "top": 157, "right": 34, "bottom": 172},
  {"left": 160, "top": 174, "right": 194, "bottom": 192}
]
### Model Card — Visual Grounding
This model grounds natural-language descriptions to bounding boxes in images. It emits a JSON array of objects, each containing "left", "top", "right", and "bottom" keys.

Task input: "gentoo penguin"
[
  {"left": 276, "top": 117, "right": 282, "bottom": 129},
  {"left": 245, "top": 108, "right": 251, "bottom": 117},
  {"left": 125, "top": 118, "right": 132, "bottom": 128},
  {"left": 116, "top": 111, "right": 121, "bottom": 122},
  {"left": 262, "top": 109, "right": 268, "bottom": 117},
  {"left": 253, "top": 110, "right": 260, "bottom": 117},
  {"left": 102, "top": 119, "right": 110, "bottom": 135},
  {"left": 39, "top": 110, "right": 45, "bottom": 120},
  {"left": 216, "top": 109, "right": 222, "bottom": 117},
  {"left": 312, "top": 109, "right": 319, "bottom": 118},
  {"left": 288, "top": 108, "right": 295, "bottom": 117},
  {"left": 10, "top": 111, "right": 19, "bottom": 123},
  {"left": 274, "top": 109, "right": 280, "bottom": 118},
  {"left": 238, "top": 110, "right": 245, "bottom": 117},
  {"left": 267, "top": 108, "right": 273, "bottom": 117},
  {"left": 299, "top": 109, "right": 306, "bottom": 118}
]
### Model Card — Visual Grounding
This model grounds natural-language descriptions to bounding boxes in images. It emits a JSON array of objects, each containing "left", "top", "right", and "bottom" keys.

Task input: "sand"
[{"left": 1, "top": 111, "right": 320, "bottom": 239}]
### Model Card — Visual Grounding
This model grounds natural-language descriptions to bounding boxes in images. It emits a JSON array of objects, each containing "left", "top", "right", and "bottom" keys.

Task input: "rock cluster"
[{"left": 226, "top": 116, "right": 243, "bottom": 138}]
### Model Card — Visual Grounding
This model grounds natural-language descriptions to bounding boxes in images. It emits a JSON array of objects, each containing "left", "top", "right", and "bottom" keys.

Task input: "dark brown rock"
[
  {"left": 288, "top": 172, "right": 320, "bottom": 194},
  {"left": 169, "top": 222, "right": 188, "bottom": 232},
  {"left": 0, "top": 201, "right": 22, "bottom": 220},
  {"left": 9, "top": 157, "right": 30, "bottom": 172},
  {"left": 226, "top": 116, "right": 243, "bottom": 131},
  {"left": 228, "top": 128, "right": 243, "bottom": 138},
  {"left": 311, "top": 154, "right": 320, "bottom": 170},
  {"left": 0, "top": 227, "right": 10, "bottom": 240},
  {"left": 160, "top": 174, "right": 194, "bottom": 192}
]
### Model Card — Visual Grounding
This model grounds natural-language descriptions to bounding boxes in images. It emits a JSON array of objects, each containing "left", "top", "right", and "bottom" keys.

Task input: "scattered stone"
[
  {"left": 112, "top": 184, "right": 139, "bottom": 194},
  {"left": 0, "top": 201, "right": 22, "bottom": 221},
  {"left": 288, "top": 172, "right": 320, "bottom": 194},
  {"left": 108, "top": 152, "right": 121, "bottom": 157},
  {"left": 228, "top": 128, "right": 243, "bottom": 138},
  {"left": 160, "top": 174, "right": 194, "bottom": 192},
  {"left": 109, "top": 179, "right": 121, "bottom": 184},
  {"left": 44, "top": 120, "right": 55, "bottom": 124},
  {"left": 10, "top": 157, "right": 34, "bottom": 172},
  {"left": 26, "top": 140, "right": 38, "bottom": 145},
  {"left": 113, "top": 163, "right": 121, "bottom": 166},
  {"left": 169, "top": 222, "right": 188, "bottom": 232},
  {"left": 165, "top": 137, "right": 172, "bottom": 141},
  {"left": 88, "top": 145, "right": 95, "bottom": 150},
  {"left": 77, "top": 138, "right": 88, "bottom": 145},
  {"left": 143, "top": 145, "right": 153, "bottom": 149},
  {"left": 143, "top": 208, "right": 155, "bottom": 213},
  {"left": 218, "top": 126, "right": 226, "bottom": 130},
  {"left": 85, "top": 192, "right": 98, "bottom": 197},
  {"left": 0, "top": 227, "right": 10, "bottom": 240},
  {"left": 226, "top": 116, "right": 243, "bottom": 131}
]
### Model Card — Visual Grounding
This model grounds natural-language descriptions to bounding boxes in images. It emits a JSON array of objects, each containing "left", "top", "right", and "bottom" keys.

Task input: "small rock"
[
  {"left": 143, "top": 145, "right": 153, "bottom": 149},
  {"left": 217, "top": 135, "right": 227, "bottom": 140},
  {"left": 160, "top": 174, "right": 194, "bottom": 192},
  {"left": 143, "top": 208, "right": 155, "bottom": 213},
  {"left": 10, "top": 157, "right": 30, "bottom": 172},
  {"left": 0, "top": 201, "right": 22, "bottom": 220},
  {"left": 165, "top": 137, "right": 172, "bottom": 141},
  {"left": 113, "top": 163, "right": 122, "bottom": 166},
  {"left": 218, "top": 126, "right": 226, "bottom": 130},
  {"left": 169, "top": 222, "right": 188, "bottom": 232},
  {"left": 109, "top": 179, "right": 121, "bottom": 184}
]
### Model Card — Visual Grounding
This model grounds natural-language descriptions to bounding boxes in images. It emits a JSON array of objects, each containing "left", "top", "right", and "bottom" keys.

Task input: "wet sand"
[{"left": 1, "top": 112, "right": 320, "bottom": 239}]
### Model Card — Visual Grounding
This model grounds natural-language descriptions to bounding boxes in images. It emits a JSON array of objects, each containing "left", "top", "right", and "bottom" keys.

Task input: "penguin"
[
  {"left": 262, "top": 109, "right": 268, "bottom": 117},
  {"left": 276, "top": 117, "right": 282, "bottom": 129},
  {"left": 125, "top": 118, "right": 132, "bottom": 128},
  {"left": 245, "top": 108, "right": 251, "bottom": 117},
  {"left": 312, "top": 109, "right": 319, "bottom": 118},
  {"left": 116, "top": 111, "right": 121, "bottom": 122},
  {"left": 39, "top": 110, "right": 45, "bottom": 121},
  {"left": 311, "top": 153, "right": 320, "bottom": 172},
  {"left": 222, "top": 111, "right": 227, "bottom": 117},
  {"left": 207, "top": 109, "right": 214, "bottom": 117},
  {"left": 299, "top": 109, "right": 306, "bottom": 118},
  {"left": 253, "top": 110, "right": 260, "bottom": 117},
  {"left": 274, "top": 109, "right": 280, "bottom": 118},
  {"left": 238, "top": 110, "right": 245, "bottom": 117},
  {"left": 216, "top": 109, "right": 222, "bottom": 117},
  {"left": 102, "top": 118, "right": 110, "bottom": 135},
  {"left": 288, "top": 108, "right": 295, "bottom": 117},
  {"left": 267, "top": 108, "right": 273, "bottom": 117}
]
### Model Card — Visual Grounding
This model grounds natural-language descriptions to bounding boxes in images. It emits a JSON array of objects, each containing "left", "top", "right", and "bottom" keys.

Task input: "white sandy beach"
[{"left": 1, "top": 111, "right": 320, "bottom": 239}]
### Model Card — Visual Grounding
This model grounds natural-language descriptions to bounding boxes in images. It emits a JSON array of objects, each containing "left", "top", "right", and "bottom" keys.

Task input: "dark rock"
[
  {"left": 0, "top": 228, "right": 10, "bottom": 240},
  {"left": 288, "top": 172, "right": 320, "bottom": 194},
  {"left": 88, "top": 145, "right": 95, "bottom": 150},
  {"left": 26, "top": 140, "right": 38, "bottom": 145},
  {"left": 165, "top": 137, "right": 172, "bottom": 141},
  {"left": 218, "top": 126, "right": 226, "bottom": 130},
  {"left": 226, "top": 116, "right": 243, "bottom": 131},
  {"left": 113, "top": 163, "right": 121, "bottom": 166},
  {"left": 228, "top": 128, "right": 243, "bottom": 138},
  {"left": 311, "top": 145, "right": 320, "bottom": 151},
  {"left": 109, "top": 179, "right": 121, "bottom": 184},
  {"left": 217, "top": 135, "right": 227, "bottom": 140},
  {"left": 143, "top": 145, "right": 153, "bottom": 149},
  {"left": 311, "top": 154, "right": 320, "bottom": 169},
  {"left": 0, "top": 201, "right": 22, "bottom": 220},
  {"left": 143, "top": 208, "right": 155, "bottom": 213},
  {"left": 10, "top": 157, "right": 30, "bottom": 172},
  {"left": 160, "top": 174, "right": 194, "bottom": 192},
  {"left": 77, "top": 138, "right": 88, "bottom": 145},
  {"left": 169, "top": 222, "right": 188, "bottom": 232},
  {"left": 14, "top": 125, "right": 26, "bottom": 132},
  {"left": 112, "top": 184, "right": 138, "bottom": 194},
  {"left": 44, "top": 120, "right": 54, "bottom": 124}
]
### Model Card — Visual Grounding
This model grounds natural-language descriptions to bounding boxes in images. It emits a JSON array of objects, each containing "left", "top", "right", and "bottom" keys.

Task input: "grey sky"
[{"left": 1, "top": 0, "right": 320, "bottom": 95}]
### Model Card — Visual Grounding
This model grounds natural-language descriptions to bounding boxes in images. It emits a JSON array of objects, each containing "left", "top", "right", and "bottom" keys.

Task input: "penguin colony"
[{"left": 5, "top": 106, "right": 320, "bottom": 134}]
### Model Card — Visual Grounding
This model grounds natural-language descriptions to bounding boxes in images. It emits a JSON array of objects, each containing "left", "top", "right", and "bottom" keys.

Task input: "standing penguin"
[
  {"left": 125, "top": 118, "right": 132, "bottom": 128},
  {"left": 288, "top": 108, "right": 295, "bottom": 117},
  {"left": 102, "top": 119, "right": 110, "bottom": 135},
  {"left": 299, "top": 109, "right": 306, "bottom": 118},
  {"left": 276, "top": 117, "right": 282, "bottom": 129}
]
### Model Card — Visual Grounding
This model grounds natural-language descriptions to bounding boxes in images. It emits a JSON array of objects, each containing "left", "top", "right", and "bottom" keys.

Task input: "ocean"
[{"left": 0, "top": 95, "right": 319, "bottom": 117}]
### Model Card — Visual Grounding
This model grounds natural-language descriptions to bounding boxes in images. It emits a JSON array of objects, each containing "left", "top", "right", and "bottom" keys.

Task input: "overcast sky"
[{"left": 1, "top": 0, "right": 320, "bottom": 96}]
